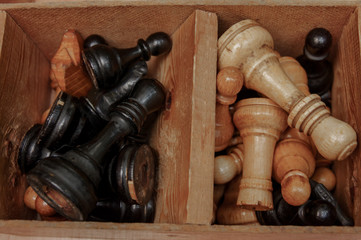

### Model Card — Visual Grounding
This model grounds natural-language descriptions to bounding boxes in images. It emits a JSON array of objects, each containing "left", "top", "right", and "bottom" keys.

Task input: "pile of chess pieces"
[
  {"left": 19, "top": 30, "right": 172, "bottom": 221},
  {"left": 213, "top": 20, "right": 356, "bottom": 226}
]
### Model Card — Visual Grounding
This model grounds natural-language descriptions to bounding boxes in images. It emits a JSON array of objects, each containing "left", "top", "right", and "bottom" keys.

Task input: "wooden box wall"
[{"left": 0, "top": 1, "right": 360, "bottom": 239}]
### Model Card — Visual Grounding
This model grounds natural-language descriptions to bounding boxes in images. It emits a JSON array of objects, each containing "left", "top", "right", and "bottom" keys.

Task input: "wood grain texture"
[
  {"left": 148, "top": 10, "right": 217, "bottom": 224},
  {"left": 0, "top": 11, "right": 49, "bottom": 220},
  {"left": 0, "top": 4, "right": 352, "bottom": 62},
  {"left": 1, "top": 220, "right": 361, "bottom": 240},
  {"left": 332, "top": 7, "right": 361, "bottom": 225}
]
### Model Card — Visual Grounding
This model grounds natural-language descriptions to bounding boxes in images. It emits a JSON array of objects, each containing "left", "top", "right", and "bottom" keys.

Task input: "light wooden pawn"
[
  {"left": 218, "top": 19, "right": 357, "bottom": 161},
  {"left": 273, "top": 127, "right": 316, "bottom": 206},
  {"left": 215, "top": 67, "right": 243, "bottom": 152},
  {"left": 214, "top": 144, "right": 244, "bottom": 185},
  {"left": 233, "top": 98, "right": 288, "bottom": 210},
  {"left": 217, "top": 175, "right": 259, "bottom": 225}
]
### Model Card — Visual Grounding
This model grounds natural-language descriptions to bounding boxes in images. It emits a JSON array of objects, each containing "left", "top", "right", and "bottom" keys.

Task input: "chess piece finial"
[
  {"left": 215, "top": 67, "right": 243, "bottom": 152},
  {"left": 217, "top": 175, "right": 259, "bottom": 225},
  {"left": 26, "top": 79, "right": 166, "bottom": 220},
  {"left": 218, "top": 20, "right": 357, "bottom": 161},
  {"left": 24, "top": 186, "right": 38, "bottom": 210},
  {"left": 83, "top": 34, "right": 108, "bottom": 49},
  {"left": 311, "top": 167, "right": 336, "bottom": 191},
  {"left": 233, "top": 98, "right": 288, "bottom": 210},
  {"left": 82, "top": 32, "right": 172, "bottom": 89},
  {"left": 297, "top": 28, "right": 333, "bottom": 106},
  {"left": 273, "top": 128, "right": 316, "bottom": 206},
  {"left": 214, "top": 144, "right": 244, "bottom": 184}
]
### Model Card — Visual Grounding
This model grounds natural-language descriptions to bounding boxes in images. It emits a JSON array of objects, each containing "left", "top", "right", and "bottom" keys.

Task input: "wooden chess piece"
[
  {"left": 26, "top": 78, "right": 166, "bottom": 220},
  {"left": 297, "top": 28, "right": 333, "bottom": 106},
  {"left": 218, "top": 19, "right": 357, "bottom": 161},
  {"left": 24, "top": 186, "right": 38, "bottom": 210},
  {"left": 106, "top": 144, "right": 156, "bottom": 205},
  {"left": 279, "top": 56, "right": 310, "bottom": 95},
  {"left": 273, "top": 127, "right": 316, "bottom": 206},
  {"left": 310, "top": 180, "right": 354, "bottom": 226},
  {"left": 83, "top": 34, "right": 108, "bottom": 49},
  {"left": 82, "top": 32, "right": 172, "bottom": 89},
  {"left": 233, "top": 98, "right": 288, "bottom": 210},
  {"left": 88, "top": 198, "right": 155, "bottom": 223},
  {"left": 35, "top": 195, "right": 57, "bottom": 217},
  {"left": 214, "top": 144, "right": 244, "bottom": 184},
  {"left": 50, "top": 29, "right": 92, "bottom": 97},
  {"left": 215, "top": 67, "right": 243, "bottom": 152},
  {"left": 311, "top": 167, "right": 336, "bottom": 192},
  {"left": 217, "top": 175, "right": 259, "bottom": 225},
  {"left": 212, "top": 184, "right": 225, "bottom": 223}
]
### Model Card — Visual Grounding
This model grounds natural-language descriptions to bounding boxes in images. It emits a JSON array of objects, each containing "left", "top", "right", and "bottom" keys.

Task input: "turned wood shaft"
[{"left": 218, "top": 19, "right": 357, "bottom": 161}]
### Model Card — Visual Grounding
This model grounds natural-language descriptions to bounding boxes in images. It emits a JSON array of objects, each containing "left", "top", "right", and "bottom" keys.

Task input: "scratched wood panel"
[
  {"left": 0, "top": 11, "right": 50, "bottom": 219},
  {"left": 148, "top": 10, "right": 217, "bottom": 224}
]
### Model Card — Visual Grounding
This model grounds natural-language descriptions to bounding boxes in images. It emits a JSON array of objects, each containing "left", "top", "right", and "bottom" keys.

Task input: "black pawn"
[
  {"left": 83, "top": 34, "right": 108, "bottom": 49},
  {"left": 297, "top": 28, "right": 333, "bottom": 106},
  {"left": 82, "top": 32, "right": 172, "bottom": 89}
]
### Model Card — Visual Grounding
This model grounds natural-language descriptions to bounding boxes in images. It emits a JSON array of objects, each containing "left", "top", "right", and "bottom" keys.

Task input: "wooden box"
[{"left": 0, "top": 0, "right": 361, "bottom": 239}]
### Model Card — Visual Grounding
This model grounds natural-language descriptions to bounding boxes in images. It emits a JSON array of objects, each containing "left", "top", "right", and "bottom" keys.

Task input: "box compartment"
[{"left": 0, "top": 1, "right": 360, "bottom": 239}]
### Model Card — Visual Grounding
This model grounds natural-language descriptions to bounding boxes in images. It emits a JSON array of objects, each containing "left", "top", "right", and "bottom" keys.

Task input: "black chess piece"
[
  {"left": 84, "top": 34, "right": 108, "bottom": 49},
  {"left": 297, "top": 28, "right": 333, "bottom": 107},
  {"left": 40, "top": 60, "right": 148, "bottom": 148},
  {"left": 87, "top": 198, "right": 155, "bottom": 223},
  {"left": 82, "top": 32, "right": 172, "bottom": 89},
  {"left": 26, "top": 78, "right": 166, "bottom": 221},
  {"left": 105, "top": 143, "right": 156, "bottom": 205}
]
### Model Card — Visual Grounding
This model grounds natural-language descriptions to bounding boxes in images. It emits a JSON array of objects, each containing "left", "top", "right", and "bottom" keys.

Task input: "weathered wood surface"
[
  {"left": 1, "top": 221, "right": 361, "bottom": 240},
  {"left": 148, "top": 10, "right": 217, "bottom": 224}
]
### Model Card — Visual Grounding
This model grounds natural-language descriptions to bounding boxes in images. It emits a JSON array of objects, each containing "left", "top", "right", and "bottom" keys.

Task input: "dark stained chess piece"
[
  {"left": 104, "top": 143, "right": 156, "bottom": 205},
  {"left": 88, "top": 198, "right": 155, "bottom": 223},
  {"left": 297, "top": 28, "right": 333, "bottom": 106},
  {"left": 310, "top": 180, "right": 354, "bottom": 226},
  {"left": 256, "top": 186, "right": 337, "bottom": 226},
  {"left": 82, "top": 32, "right": 172, "bottom": 89},
  {"left": 38, "top": 61, "right": 148, "bottom": 150},
  {"left": 83, "top": 34, "right": 108, "bottom": 49},
  {"left": 26, "top": 78, "right": 166, "bottom": 221}
]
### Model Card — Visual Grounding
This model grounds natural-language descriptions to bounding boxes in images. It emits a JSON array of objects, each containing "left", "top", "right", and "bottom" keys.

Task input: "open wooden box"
[{"left": 0, "top": 0, "right": 361, "bottom": 239}]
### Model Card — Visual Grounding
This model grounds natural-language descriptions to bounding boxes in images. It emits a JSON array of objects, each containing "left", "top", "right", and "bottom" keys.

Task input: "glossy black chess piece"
[
  {"left": 82, "top": 32, "right": 172, "bottom": 89},
  {"left": 87, "top": 198, "right": 155, "bottom": 223},
  {"left": 297, "top": 28, "right": 333, "bottom": 107},
  {"left": 26, "top": 78, "right": 166, "bottom": 221},
  {"left": 84, "top": 34, "right": 108, "bottom": 49}
]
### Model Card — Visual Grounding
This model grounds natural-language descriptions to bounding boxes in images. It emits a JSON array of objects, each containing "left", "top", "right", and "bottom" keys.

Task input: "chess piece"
[
  {"left": 310, "top": 180, "right": 353, "bottom": 226},
  {"left": 212, "top": 184, "right": 225, "bottom": 223},
  {"left": 311, "top": 167, "right": 336, "bottom": 191},
  {"left": 24, "top": 186, "right": 38, "bottom": 210},
  {"left": 50, "top": 29, "right": 92, "bottom": 97},
  {"left": 106, "top": 143, "right": 156, "bottom": 204},
  {"left": 82, "top": 32, "right": 172, "bottom": 89},
  {"left": 88, "top": 198, "right": 155, "bottom": 223},
  {"left": 35, "top": 195, "right": 57, "bottom": 217},
  {"left": 218, "top": 19, "right": 357, "bottom": 161},
  {"left": 233, "top": 98, "right": 288, "bottom": 210},
  {"left": 214, "top": 144, "right": 244, "bottom": 184},
  {"left": 217, "top": 175, "right": 259, "bottom": 225},
  {"left": 83, "top": 34, "right": 108, "bottom": 49},
  {"left": 279, "top": 56, "right": 310, "bottom": 95},
  {"left": 215, "top": 67, "right": 243, "bottom": 152},
  {"left": 257, "top": 186, "right": 337, "bottom": 226},
  {"left": 26, "top": 78, "right": 166, "bottom": 220},
  {"left": 39, "top": 61, "right": 148, "bottom": 149},
  {"left": 273, "top": 127, "right": 316, "bottom": 206},
  {"left": 297, "top": 28, "right": 333, "bottom": 106}
]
